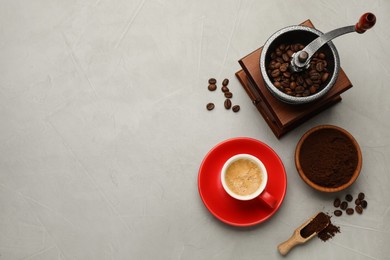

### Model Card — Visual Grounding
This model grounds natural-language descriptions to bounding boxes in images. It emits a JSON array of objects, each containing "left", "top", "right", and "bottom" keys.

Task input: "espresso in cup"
[
  {"left": 221, "top": 154, "right": 276, "bottom": 207},
  {"left": 224, "top": 158, "right": 264, "bottom": 196}
]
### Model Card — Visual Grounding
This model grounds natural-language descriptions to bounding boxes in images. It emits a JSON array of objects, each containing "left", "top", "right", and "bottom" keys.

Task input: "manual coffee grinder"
[{"left": 236, "top": 13, "right": 376, "bottom": 138}]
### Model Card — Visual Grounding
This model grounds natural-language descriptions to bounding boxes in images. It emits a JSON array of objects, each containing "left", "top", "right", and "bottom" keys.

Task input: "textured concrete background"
[{"left": 0, "top": 0, "right": 389, "bottom": 259}]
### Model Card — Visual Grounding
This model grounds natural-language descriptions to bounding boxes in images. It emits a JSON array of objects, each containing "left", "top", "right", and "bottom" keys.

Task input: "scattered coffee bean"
[
  {"left": 206, "top": 77, "right": 240, "bottom": 113},
  {"left": 267, "top": 43, "right": 330, "bottom": 97},
  {"left": 222, "top": 78, "right": 229, "bottom": 86},
  {"left": 208, "top": 78, "right": 216, "bottom": 84},
  {"left": 224, "top": 92, "right": 233, "bottom": 98},
  {"left": 334, "top": 210, "right": 342, "bottom": 217},
  {"left": 206, "top": 103, "right": 215, "bottom": 111},
  {"left": 221, "top": 86, "right": 229, "bottom": 93},
  {"left": 208, "top": 84, "right": 217, "bottom": 91},
  {"left": 340, "top": 201, "right": 348, "bottom": 210},
  {"left": 333, "top": 198, "right": 341, "bottom": 208},
  {"left": 355, "top": 205, "right": 363, "bottom": 214},
  {"left": 232, "top": 105, "right": 240, "bottom": 112},
  {"left": 332, "top": 192, "right": 367, "bottom": 217},
  {"left": 224, "top": 99, "right": 231, "bottom": 109},
  {"left": 346, "top": 208, "right": 354, "bottom": 215}
]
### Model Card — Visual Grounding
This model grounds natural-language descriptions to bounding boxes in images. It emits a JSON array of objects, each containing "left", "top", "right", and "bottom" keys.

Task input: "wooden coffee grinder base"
[{"left": 236, "top": 20, "right": 353, "bottom": 138}]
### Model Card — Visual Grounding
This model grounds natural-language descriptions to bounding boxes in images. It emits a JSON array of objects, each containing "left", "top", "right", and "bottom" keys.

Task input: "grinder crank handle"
[
  {"left": 290, "top": 13, "right": 376, "bottom": 72},
  {"left": 355, "top": 12, "right": 376, "bottom": 33}
]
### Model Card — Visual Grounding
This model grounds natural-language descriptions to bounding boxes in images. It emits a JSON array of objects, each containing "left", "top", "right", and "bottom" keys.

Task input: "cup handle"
[{"left": 258, "top": 190, "right": 277, "bottom": 208}]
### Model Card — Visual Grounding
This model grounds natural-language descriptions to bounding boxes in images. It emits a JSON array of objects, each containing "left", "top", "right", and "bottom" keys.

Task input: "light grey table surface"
[{"left": 1, "top": 0, "right": 389, "bottom": 259}]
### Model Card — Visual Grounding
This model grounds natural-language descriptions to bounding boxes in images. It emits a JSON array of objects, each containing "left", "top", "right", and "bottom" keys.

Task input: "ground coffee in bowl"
[{"left": 295, "top": 125, "right": 362, "bottom": 192}]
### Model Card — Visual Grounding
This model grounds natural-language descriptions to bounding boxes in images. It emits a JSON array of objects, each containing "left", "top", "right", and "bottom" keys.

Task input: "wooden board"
[{"left": 236, "top": 20, "right": 353, "bottom": 138}]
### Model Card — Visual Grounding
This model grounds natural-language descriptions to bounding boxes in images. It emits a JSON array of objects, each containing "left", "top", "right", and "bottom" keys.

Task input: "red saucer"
[{"left": 198, "top": 137, "right": 287, "bottom": 227}]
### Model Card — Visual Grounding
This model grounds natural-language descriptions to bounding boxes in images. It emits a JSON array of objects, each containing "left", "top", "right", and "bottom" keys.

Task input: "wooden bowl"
[{"left": 295, "top": 125, "right": 362, "bottom": 192}]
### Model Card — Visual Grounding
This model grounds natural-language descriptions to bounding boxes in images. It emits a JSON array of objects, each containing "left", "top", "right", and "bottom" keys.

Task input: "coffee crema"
[{"left": 225, "top": 158, "right": 263, "bottom": 196}]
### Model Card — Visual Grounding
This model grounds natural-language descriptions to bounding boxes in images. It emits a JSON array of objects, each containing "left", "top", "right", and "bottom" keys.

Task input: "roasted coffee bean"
[
  {"left": 295, "top": 86, "right": 305, "bottom": 94},
  {"left": 271, "top": 69, "right": 280, "bottom": 78},
  {"left": 221, "top": 86, "right": 229, "bottom": 93},
  {"left": 281, "top": 80, "right": 290, "bottom": 88},
  {"left": 206, "top": 103, "right": 214, "bottom": 111},
  {"left": 334, "top": 210, "right": 342, "bottom": 217},
  {"left": 321, "top": 72, "right": 329, "bottom": 82},
  {"left": 305, "top": 78, "right": 313, "bottom": 86},
  {"left": 292, "top": 44, "right": 300, "bottom": 51},
  {"left": 355, "top": 205, "right": 363, "bottom": 214},
  {"left": 297, "top": 76, "right": 304, "bottom": 85},
  {"left": 280, "top": 63, "right": 288, "bottom": 72},
  {"left": 224, "top": 92, "right": 233, "bottom": 98},
  {"left": 355, "top": 198, "right": 361, "bottom": 205},
  {"left": 310, "top": 72, "right": 321, "bottom": 81},
  {"left": 208, "top": 78, "right": 216, "bottom": 84},
  {"left": 340, "top": 201, "right": 348, "bottom": 210},
  {"left": 224, "top": 99, "right": 231, "bottom": 109},
  {"left": 222, "top": 78, "right": 229, "bottom": 86},
  {"left": 346, "top": 208, "right": 354, "bottom": 215},
  {"left": 360, "top": 200, "right": 368, "bottom": 208},
  {"left": 334, "top": 198, "right": 341, "bottom": 208},
  {"left": 276, "top": 57, "right": 284, "bottom": 63},
  {"left": 345, "top": 194, "right": 353, "bottom": 202},
  {"left": 282, "top": 53, "right": 289, "bottom": 62},
  {"left": 316, "top": 62, "right": 324, "bottom": 72},
  {"left": 232, "top": 105, "right": 240, "bottom": 112},
  {"left": 208, "top": 84, "right": 217, "bottom": 91},
  {"left": 358, "top": 192, "right": 365, "bottom": 200},
  {"left": 274, "top": 81, "right": 282, "bottom": 89},
  {"left": 290, "top": 82, "right": 297, "bottom": 89},
  {"left": 318, "top": 52, "right": 326, "bottom": 59}
]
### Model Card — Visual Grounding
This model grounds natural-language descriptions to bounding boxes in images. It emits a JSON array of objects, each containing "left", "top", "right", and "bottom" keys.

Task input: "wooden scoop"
[{"left": 277, "top": 212, "right": 330, "bottom": 256}]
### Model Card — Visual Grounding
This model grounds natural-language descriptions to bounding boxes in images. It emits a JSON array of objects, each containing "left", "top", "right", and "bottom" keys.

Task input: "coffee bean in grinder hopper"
[{"left": 260, "top": 13, "right": 376, "bottom": 105}]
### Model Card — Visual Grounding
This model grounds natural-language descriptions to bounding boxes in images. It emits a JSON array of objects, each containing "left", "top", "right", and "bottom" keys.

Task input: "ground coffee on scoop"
[
  {"left": 299, "top": 128, "right": 358, "bottom": 188},
  {"left": 300, "top": 212, "right": 340, "bottom": 242},
  {"left": 300, "top": 212, "right": 329, "bottom": 238}
]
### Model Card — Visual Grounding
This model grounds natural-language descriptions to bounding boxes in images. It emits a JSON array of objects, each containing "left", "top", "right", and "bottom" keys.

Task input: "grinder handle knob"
[{"left": 355, "top": 13, "right": 376, "bottom": 33}]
